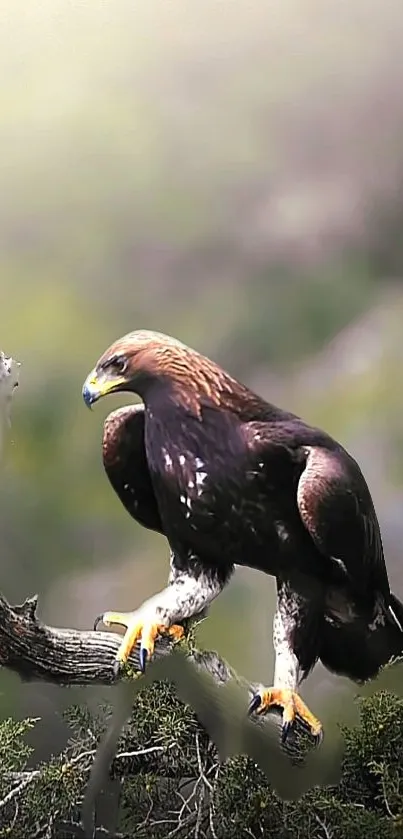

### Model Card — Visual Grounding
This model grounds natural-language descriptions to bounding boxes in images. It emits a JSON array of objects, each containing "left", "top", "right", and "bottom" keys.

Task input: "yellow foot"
[
  {"left": 248, "top": 686, "right": 323, "bottom": 746},
  {"left": 94, "top": 610, "right": 185, "bottom": 677}
]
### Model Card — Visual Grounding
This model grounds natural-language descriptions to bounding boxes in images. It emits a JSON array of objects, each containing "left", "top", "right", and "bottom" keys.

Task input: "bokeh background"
[{"left": 2, "top": 0, "right": 403, "bottom": 758}]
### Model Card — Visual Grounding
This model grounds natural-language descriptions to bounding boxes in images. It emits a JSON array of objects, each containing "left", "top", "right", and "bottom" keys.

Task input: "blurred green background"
[{"left": 2, "top": 0, "right": 403, "bottom": 756}]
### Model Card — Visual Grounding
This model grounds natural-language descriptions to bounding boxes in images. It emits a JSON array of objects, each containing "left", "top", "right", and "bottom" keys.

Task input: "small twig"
[
  {"left": 136, "top": 793, "right": 155, "bottom": 832},
  {"left": 315, "top": 814, "right": 333, "bottom": 839},
  {"left": 57, "top": 821, "right": 126, "bottom": 839},
  {"left": 177, "top": 783, "right": 198, "bottom": 823},
  {"left": 0, "top": 769, "right": 40, "bottom": 811},
  {"left": 194, "top": 782, "right": 205, "bottom": 839},
  {"left": 195, "top": 732, "right": 214, "bottom": 794},
  {"left": 208, "top": 764, "right": 220, "bottom": 839},
  {"left": 64, "top": 743, "right": 175, "bottom": 772},
  {"left": 165, "top": 811, "right": 198, "bottom": 839},
  {"left": 380, "top": 770, "right": 398, "bottom": 820}
]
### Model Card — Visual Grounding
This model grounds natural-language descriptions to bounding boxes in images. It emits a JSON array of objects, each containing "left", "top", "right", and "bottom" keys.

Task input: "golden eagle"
[{"left": 82, "top": 330, "right": 403, "bottom": 743}]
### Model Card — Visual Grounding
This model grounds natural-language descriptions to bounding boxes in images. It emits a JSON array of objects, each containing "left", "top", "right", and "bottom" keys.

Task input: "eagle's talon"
[
  {"left": 281, "top": 720, "right": 292, "bottom": 744},
  {"left": 313, "top": 728, "right": 324, "bottom": 747},
  {"left": 93, "top": 609, "right": 185, "bottom": 676},
  {"left": 139, "top": 647, "right": 148, "bottom": 673},
  {"left": 247, "top": 693, "right": 262, "bottom": 716},
  {"left": 247, "top": 686, "right": 323, "bottom": 746},
  {"left": 93, "top": 614, "right": 104, "bottom": 632},
  {"left": 112, "top": 659, "right": 122, "bottom": 679}
]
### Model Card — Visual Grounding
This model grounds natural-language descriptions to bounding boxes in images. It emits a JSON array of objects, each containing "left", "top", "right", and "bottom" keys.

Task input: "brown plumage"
[
  {"left": 83, "top": 330, "right": 403, "bottom": 744},
  {"left": 95, "top": 330, "right": 276, "bottom": 418}
]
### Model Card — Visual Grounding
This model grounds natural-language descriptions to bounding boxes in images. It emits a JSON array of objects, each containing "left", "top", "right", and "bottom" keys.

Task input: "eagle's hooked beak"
[{"left": 82, "top": 368, "right": 127, "bottom": 409}]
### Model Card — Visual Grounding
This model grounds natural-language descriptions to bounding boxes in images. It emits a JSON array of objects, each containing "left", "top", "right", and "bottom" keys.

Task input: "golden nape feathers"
[{"left": 85, "top": 329, "right": 259, "bottom": 416}]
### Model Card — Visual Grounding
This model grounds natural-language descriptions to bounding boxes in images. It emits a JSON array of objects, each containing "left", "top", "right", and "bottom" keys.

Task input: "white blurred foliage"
[{"left": 0, "top": 352, "right": 20, "bottom": 457}]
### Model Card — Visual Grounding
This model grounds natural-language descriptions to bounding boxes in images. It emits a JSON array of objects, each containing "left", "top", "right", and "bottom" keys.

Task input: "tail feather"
[{"left": 319, "top": 591, "right": 403, "bottom": 683}]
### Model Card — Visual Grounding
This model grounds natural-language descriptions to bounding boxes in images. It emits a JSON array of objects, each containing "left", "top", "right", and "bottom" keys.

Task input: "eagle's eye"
[{"left": 108, "top": 356, "right": 127, "bottom": 376}]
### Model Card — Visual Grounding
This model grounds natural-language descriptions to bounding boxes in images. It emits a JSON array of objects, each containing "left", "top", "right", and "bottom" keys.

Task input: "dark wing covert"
[
  {"left": 296, "top": 445, "right": 391, "bottom": 603},
  {"left": 102, "top": 403, "right": 163, "bottom": 534}
]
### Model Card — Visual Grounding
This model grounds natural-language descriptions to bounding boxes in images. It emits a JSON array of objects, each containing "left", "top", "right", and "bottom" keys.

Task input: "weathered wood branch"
[
  {"left": 0, "top": 590, "right": 180, "bottom": 685},
  {"left": 0, "top": 590, "right": 232, "bottom": 689}
]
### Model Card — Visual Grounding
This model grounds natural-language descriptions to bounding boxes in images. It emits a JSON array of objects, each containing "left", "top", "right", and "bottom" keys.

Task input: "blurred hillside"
[{"left": 1, "top": 0, "right": 403, "bottom": 754}]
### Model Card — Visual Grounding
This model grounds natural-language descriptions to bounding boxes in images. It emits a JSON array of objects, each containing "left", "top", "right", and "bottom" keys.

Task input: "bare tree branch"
[
  {"left": 0, "top": 590, "right": 231, "bottom": 690},
  {"left": 0, "top": 589, "right": 168, "bottom": 685}
]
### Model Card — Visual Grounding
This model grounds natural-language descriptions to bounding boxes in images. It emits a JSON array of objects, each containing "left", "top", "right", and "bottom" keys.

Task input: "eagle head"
[
  {"left": 82, "top": 330, "right": 196, "bottom": 408},
  {"left": 82, "top": 329, "right": 245, "bottom": 417}
]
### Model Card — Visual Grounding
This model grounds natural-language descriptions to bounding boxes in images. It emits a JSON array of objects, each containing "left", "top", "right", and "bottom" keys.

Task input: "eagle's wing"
[
  {"left": 243, "top": 419, "right": 392, "bottom": 606},
  {"left": 296, "top": 445, "right": 391, "bottom": 606},
  {"left": 98, "top": 403, "right": 226, "bottom": 678},
  {"left": 102, "top": 403, "right": 163, "bottom": 533}
]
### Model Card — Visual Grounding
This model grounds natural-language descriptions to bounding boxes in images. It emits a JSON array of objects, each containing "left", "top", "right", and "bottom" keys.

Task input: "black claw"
[
  {"left": 281, "top": 720, "right": 293, "bottom": 745},
  {"left": 247, "top": 693, "right": 262, "bottom": 716},
  {"left": 314, "top": 729, "right": 324, "bottom": 747},
  {"left": 112, "top": 659, "right": 122, "bottom": 679},
  {"left": 93, "top": 614, "right": 104, "bottom": 631},
  {"left": 139, "top": 647, "right": 148, "bottom": 673}
]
